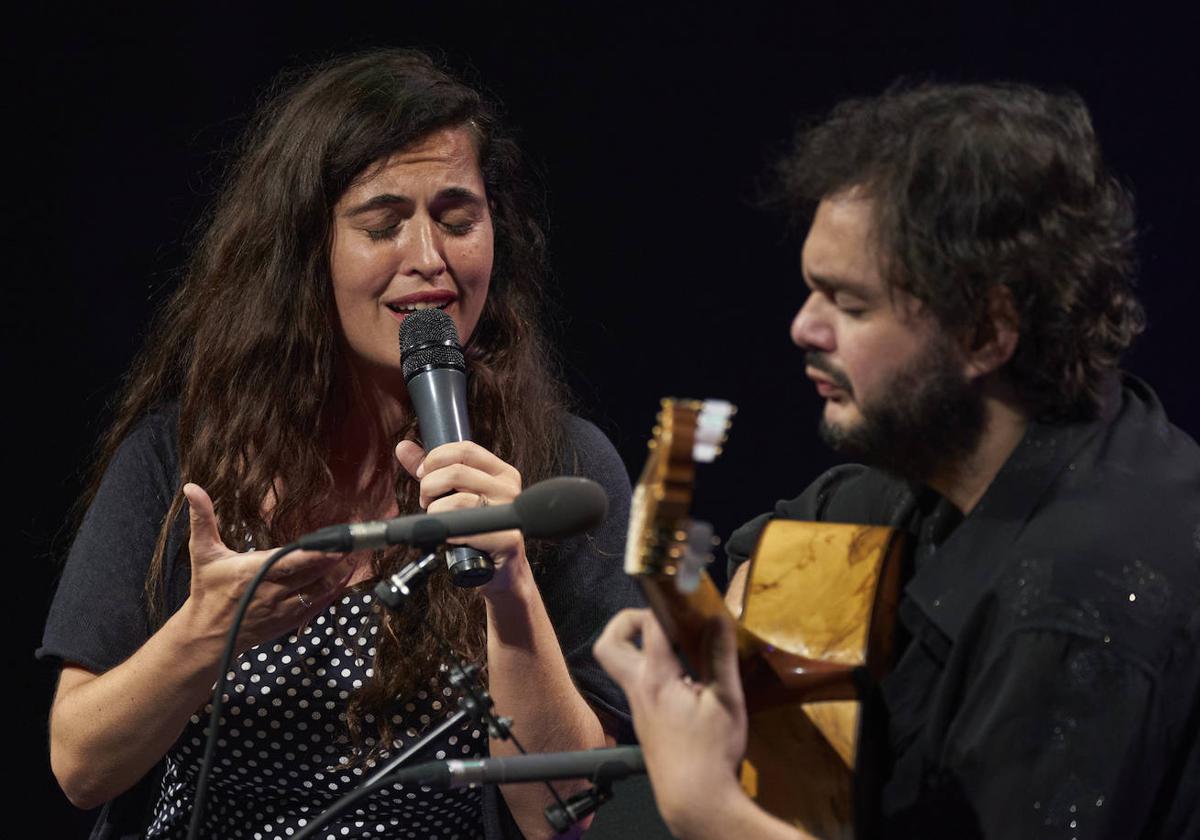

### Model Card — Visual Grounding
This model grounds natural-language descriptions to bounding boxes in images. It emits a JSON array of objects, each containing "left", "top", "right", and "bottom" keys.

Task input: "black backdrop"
[{"left": 10, "top": 4, "right": 1198, "bottom": 834}]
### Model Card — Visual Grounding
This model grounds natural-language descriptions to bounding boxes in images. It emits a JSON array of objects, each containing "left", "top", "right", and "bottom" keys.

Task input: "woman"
[{"left": 40, "top": 50, "right": 638, "bottom": 840}]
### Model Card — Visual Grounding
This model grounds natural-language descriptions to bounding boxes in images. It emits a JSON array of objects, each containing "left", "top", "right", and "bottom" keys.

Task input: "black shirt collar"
[{"left": 901, "top": 385, "right": 1118, "bottom": 644}]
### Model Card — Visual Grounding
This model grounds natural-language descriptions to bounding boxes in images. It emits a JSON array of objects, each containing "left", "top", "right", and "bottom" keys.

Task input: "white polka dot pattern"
[{"left": 146, "top": 591, "right": 486, "bottom": 839}]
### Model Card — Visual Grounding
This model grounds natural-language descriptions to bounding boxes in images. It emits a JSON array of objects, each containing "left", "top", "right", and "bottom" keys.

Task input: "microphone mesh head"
[
  {"left": 400, "top": 309, "right": 465, "bottom": 379},
  {"left": 513, "top": 477, "right": 609, "bottom": 539}
]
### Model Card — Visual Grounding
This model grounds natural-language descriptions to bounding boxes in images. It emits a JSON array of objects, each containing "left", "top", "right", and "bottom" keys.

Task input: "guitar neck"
[
  {"left": 637, "top": 573, "right": 740, "bottom": 683},
  {"left": 637, "top": 571, "right": 863, "bottom": 709}
]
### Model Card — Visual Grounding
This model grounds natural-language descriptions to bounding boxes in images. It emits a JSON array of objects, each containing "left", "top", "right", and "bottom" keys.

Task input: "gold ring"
[{"left": 297, "top": 592, "right": 313, "bottom": 609}]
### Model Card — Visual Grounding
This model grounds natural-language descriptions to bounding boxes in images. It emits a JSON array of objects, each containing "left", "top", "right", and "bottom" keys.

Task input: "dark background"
[{"left": 9, "top": 4, "right": 1198, "bottom": 834}]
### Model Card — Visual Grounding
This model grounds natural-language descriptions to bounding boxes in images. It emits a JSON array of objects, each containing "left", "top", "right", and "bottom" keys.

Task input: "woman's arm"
[
  {"left": 51, "top": 607, "right": 226, "bottom": 809},
  {"left": 483, "top": 563, "right": 613, "bottom": 839},
  {"left": 50, "top": 483, "right": 348, "bottom": 809},
  {"left": 397, "top": 440, "right": 615, "bottom": 839}
]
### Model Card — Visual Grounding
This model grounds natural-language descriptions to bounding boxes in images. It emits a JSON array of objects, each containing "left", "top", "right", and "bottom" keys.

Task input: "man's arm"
[{"left": 593, "top": 608, "right": 816, "bottom": 840}]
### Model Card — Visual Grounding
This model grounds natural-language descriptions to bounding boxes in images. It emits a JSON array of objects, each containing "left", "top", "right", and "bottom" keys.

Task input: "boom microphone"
[
  {"left": 400, "top": 308, "right": 491, "bottom": 586},
  {"left": 406, "top": 746, "right": 645, "bottom": 788},
  {"left": 297, "top": 476, "right": 608, "bottom": 553}
]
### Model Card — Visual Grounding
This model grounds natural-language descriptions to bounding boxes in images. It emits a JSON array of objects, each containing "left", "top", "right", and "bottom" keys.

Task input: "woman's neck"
[{"left": 325, "top": 371, "right": 412, "bottom": 512}]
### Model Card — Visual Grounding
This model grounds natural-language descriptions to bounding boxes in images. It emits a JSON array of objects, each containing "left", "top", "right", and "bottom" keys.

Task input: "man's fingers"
[
  {"left": 594, "top": 609, "right": 652, "bottom": 686},
  {"left": 704, "top": 614, "right": 746, "bottom": 711},
  {"left": 639, "top": 609, "right": 683, "bottom": 673}
]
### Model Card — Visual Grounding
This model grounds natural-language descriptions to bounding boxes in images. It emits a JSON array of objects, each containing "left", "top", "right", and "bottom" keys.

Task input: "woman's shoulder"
[
  {"left": 561, "top": 413, "right": 615, "bottom": 453},
  {"left": 105, "top": 403, "right": 181, "bottom": 484},
  {"left": 559, "top": 413, "right": 630, "bottom": 492}
]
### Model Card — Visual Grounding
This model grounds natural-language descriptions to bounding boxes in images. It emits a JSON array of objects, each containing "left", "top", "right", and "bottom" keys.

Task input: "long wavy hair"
[
  {"left": 80, "top": 49, "right": 568, "bottom": 757},
  {"left": 770, "top": 81, "right": 1144, "bottom": 421}
]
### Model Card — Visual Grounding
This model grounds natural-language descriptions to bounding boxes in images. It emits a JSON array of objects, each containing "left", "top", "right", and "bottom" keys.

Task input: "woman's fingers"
[
  {"left": 415, "top": 441, "right": 520, "bottom": 482},
  {"left": 419, "top": 464, "right": 517, "bottom": 509},
  {"left": 183, "top": 483, "right": 230, "bottom": 561},
  {"left": 395, "top": 439, "right": 426, "bottom": 479},
  {"left": 422, "top": 482, "right": 496, "bottom": 516},
  {"left": 394, "top": 440, "right": 522, "bottom": 513},
  {"left": 261, "top": 549, "right": 346, "bottom": 585},
  {"left": 180, "top": 484, "right": 357, "bottom": 650}
]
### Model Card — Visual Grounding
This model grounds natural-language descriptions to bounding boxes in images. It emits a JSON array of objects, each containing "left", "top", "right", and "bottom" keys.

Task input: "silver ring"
[{"left": 297, "top": 592, "right": 313, "bottom": 609}]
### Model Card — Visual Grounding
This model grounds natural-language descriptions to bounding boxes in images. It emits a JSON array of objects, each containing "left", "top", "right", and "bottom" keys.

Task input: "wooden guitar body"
[
  {"left": 736, "top": 519, "right": 905, "bottom": 839},
  {"left": 626, "top": 399, "right": 906, "bottom": 840}
]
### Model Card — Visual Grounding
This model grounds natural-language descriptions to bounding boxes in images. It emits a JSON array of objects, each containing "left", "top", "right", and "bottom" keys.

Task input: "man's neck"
[{"left": 927, "top": 386, "right": 1030, "bottom": 516}]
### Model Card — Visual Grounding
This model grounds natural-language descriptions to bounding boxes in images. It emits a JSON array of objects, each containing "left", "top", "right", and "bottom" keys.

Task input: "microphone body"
[
  {"left": 406, "top": 367, "right": 471, "bottom": 450},
  {"left": 401, "top": 310, "right": 491, "bottom": 586},
  {"left": 408, "top": 746, "right": 645, "bottom": 788}
]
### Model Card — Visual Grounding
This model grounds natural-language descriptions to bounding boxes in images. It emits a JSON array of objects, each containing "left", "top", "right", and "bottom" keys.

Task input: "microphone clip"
[
  {"left": 544, "top": 781, "right": 613, "bottom": 834},
  {"left": 373, "top": 550, "right": 441, "bottom": 610}
]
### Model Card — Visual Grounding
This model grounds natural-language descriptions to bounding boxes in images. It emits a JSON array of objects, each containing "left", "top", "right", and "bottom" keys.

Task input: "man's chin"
[
  {"left": 821, "top": 397, "right": 858, "bottom": 425},
  {"left": 817, "top": 414, "right": 864, "bottom": 456}
]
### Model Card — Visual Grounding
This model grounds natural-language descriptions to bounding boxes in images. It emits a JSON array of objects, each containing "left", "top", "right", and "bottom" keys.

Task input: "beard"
[{"left": 811, "top": 340, "right": 986, "bottom": 485}]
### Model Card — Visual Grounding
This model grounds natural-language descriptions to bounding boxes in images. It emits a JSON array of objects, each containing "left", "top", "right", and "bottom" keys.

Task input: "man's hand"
[{"left": 593, "top": 608, "right": 748, "bottom": 834}]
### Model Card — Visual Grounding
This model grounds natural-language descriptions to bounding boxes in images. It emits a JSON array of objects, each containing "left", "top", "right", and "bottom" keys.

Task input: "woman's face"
[{"left": 329, "top": 126, "right": 494, "bottom": 380}]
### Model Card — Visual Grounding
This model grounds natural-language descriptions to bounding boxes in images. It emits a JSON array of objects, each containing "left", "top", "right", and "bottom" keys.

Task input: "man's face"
[{"left": 791, "top": 192, "right": 984, "bottom": 481}]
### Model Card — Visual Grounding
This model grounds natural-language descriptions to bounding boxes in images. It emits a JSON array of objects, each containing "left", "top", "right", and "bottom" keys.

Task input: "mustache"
[{"left": 805, "top": 352, "right": 854, "bottom": 395}]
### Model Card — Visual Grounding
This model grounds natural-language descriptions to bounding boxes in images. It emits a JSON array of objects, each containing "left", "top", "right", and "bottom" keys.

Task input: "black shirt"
[{"left": 726, "top": 377, "right": 1200, "bottom": 839}]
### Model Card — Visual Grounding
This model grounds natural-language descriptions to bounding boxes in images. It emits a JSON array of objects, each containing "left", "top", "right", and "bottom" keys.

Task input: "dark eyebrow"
[
  {"left": 434, "top": 186, "right": 485, "bottom": 205},
  {"left": 344, "top": 186, "right": 485, "bottom": 217},
  {"left": 807, "top": 271, "right": 877, "bottom": 300},
  {"left": 345, "top": 194, "right": 411, "bottom": 217}
]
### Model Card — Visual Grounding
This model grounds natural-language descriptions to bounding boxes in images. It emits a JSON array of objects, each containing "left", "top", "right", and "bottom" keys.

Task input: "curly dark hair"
[
  {"left": 80, "top": 49, "right": 568, "bottom": 759},
  {"left": 771, "top": 81, "right": 1145, "bottom": 421}
]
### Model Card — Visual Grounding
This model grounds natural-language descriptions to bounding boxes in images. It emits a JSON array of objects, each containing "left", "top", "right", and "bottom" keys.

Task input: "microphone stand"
[
  {"left": 378, "top": 553, "right": 626, "bottom": 835},
  {"left": 295, "top": 549, "right": 515, "bottom": 840},
  {"left": 296, "top": 545, "right": 633, "bottom": 840},
  {"left": 366, "top": 550, "right": 515, "bottom": 794}
]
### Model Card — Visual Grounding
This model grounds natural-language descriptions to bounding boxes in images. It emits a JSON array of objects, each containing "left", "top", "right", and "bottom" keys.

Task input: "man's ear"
[{"left": 962, "top": 285, "right": 1020, "bottom": 380}]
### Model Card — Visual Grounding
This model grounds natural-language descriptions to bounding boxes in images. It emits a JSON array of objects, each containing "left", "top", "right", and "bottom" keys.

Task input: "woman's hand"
[
  {"left": 179, "top": 483, "right": 352, "bottom": 652},
  {"left": 394, "top": 440, "right": 527, "bottom": 592}
]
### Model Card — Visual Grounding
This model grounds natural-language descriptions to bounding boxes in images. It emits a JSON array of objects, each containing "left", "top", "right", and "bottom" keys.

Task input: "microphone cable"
[{"left": 185, "top": 542, "right": 304, "bottom": 840}]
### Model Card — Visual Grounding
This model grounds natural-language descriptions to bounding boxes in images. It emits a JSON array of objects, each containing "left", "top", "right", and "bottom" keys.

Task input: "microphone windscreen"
[
  {"left": 514, "top": 477, "right": 608, "bottom": 539},
  {"left": 400, "top": 308, "right": 465, "bottom": 379}
]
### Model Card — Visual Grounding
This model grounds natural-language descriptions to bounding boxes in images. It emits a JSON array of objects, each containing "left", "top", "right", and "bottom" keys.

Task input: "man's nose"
[{"left": 790, "top": 292, "right": 834, "bottom": 351}]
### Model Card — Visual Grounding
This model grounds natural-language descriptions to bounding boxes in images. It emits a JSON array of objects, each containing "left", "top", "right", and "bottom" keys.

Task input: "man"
[{"left": 594, "top": 82, "right": 1200, "bottom": 839}]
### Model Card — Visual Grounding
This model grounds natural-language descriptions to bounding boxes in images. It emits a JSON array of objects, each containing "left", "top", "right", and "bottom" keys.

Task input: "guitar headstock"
[{"left": 624, "top": 398, "right": 735, "bottom": 589}]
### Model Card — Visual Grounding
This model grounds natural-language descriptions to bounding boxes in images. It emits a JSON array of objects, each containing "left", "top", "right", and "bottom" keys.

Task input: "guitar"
[{"left": 624, "top": 398, "right": 907, "bottom": 839}]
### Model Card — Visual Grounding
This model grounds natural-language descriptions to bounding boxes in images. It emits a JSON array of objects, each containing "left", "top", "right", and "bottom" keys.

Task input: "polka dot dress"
[{"left": 146, "top": 591, "right": 487, "bottom": 839}]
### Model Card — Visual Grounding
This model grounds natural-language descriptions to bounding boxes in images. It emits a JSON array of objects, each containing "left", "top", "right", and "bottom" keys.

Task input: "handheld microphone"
[
  {"left": 400, "top": 308, "right": 491, "bottom": 586},
  {"left": 297, "top": 476, "right": 608, "bottom": 552}
]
